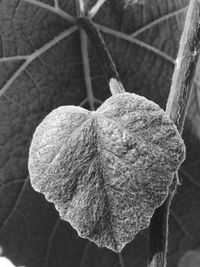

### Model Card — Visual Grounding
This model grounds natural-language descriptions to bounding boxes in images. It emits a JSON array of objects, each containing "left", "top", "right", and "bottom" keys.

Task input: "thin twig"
[
  {"left": 149, "top": 1, "right": 200, "bottom": 266},
  {"left": 77, "top": 17, "right": 125, "bottom": 95}
]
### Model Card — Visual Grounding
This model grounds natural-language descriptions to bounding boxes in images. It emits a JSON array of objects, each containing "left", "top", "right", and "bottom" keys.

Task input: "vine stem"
[{"left": 149, "top": 1, "right": 200, "bottom": 266}]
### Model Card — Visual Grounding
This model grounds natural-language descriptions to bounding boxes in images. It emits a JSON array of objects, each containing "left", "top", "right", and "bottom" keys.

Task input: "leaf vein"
[
  {"left": 88, "top": 0, "right": 107, "bottom": 19},
  {"left": 80, "top": 241, "right": 91, "bottom": 267},
  {"left": 96, "top": 23, "right": 175, "bottom": 64},
  {"left": 180, "top": 167, "right": 200, "bottom": 188},
  {"left": 54, "top": 0, "right": 59, "bottom": 9},
  {"left": 22, "top": 0, "right": 76, "bottom": 23},
  {"left": 0, "top": 32, "right": 5, "bottom": 58},
  {"left": 170, "top": 209, "right": 194, "bottom": 240},
  {"left": 43, "top": 217, "right": 60, "bottom": 267},
  {"left": 0, "top": 177, "right": 29, "bottom": 234},
  {"left": 0, "top": 25, "right": 78, "bottom": 98},
  {"left": 0, "top": 56, "right": 27, "bottom": 62},
  {"left": 0, "top": 179, "right": 25, "bottom": 190},
  {"left": 1, "top": 94, "right": 23, "bottom": 108},
  {"left": 15, "top": 208, "right": 31, "bottom": 241},
  {"left": 132, "top": 5, "right": 188, "bottom": 37}
]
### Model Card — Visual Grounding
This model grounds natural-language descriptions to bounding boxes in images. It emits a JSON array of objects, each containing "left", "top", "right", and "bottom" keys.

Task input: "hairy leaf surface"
[{"left": 28, "top": 93, "right": 185, "bottom": 252}]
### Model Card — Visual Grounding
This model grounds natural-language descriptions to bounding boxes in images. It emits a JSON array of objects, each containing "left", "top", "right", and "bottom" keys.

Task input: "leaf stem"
[
  {"left": 118, "top": 254, "right": 125, "bottom": 267},
  {"left": 80, "top": 29, "right": 95, "bottom": 110},
  {"left": 148, "top": 1, "right": 200, "bottom": 266},
  {"left": 76, "top": 17, "right": 125, "bottom": 95}
]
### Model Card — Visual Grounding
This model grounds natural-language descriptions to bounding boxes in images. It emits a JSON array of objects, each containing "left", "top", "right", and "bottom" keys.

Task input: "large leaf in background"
[
  {"left": 0, "top": 0, "right": 200, "bottom": 266},
  {"left": 178, "top": 248, "right": 200, "bottom": 266},
  {"left": 169, "top": 160, "right": 200, "bottom": 267}
]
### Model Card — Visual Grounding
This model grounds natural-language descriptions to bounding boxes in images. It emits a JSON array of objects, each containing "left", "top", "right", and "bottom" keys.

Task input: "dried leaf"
[{"left": 28, "top": 92, "right": 185, "bottom": 252}]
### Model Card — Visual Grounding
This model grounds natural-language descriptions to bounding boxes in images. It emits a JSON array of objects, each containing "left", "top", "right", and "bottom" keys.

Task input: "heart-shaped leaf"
[{"left": 28, "top": 92, "right": 185, "bottom": 252}]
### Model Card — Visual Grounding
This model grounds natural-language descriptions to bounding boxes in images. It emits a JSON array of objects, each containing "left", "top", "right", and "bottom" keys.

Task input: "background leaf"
[
  {"left": 177, "top": 248, "right": 200, "bottom": 267},
  {"left": 0, "top": 0, "right": 199, "bottom": 266}
]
